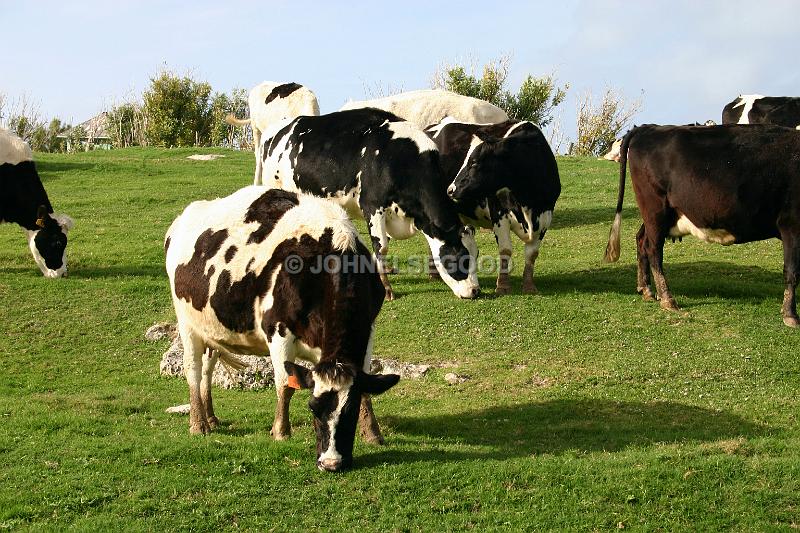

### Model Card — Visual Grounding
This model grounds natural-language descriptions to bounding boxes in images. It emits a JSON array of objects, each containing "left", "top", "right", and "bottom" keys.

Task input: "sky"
[{"left": 2, "top": 0, "right": 799, "bottom": 145}]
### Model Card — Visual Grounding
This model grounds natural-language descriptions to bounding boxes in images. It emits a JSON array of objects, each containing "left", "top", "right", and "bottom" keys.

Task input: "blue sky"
[{"left": 2, "top": 0, "right": 798, "bottom": 142}]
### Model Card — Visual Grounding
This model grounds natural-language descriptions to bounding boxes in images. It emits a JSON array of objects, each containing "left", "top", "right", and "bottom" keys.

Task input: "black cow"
[
  {"left": 166, "top": 187, "right": 399, "bottom": 471},
  {"left": 1, "top": 128, "right": 74, "bottom": 277},
  {"left": 604, "top": 124, "right": 800, "bottom": 326},
  {"left": 722, "top": 95, "right": 800, "bottom": 129},
  {"left": 425, "top": 119, "right": 561, "bottom": 294},
  {"left": 259, "top": 108, "right": 479, "bottom": 300}
]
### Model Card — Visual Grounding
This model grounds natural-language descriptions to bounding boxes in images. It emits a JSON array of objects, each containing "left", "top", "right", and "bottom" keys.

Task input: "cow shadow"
[
  {"left": 36, "top": 161, "right": 97, "bottom": 173},
  {"left": 68, "top": 264, "right": 167, "bottom": 279},
  {"left": 535, "top": 261, "right": 781, "bottom": 304},
  {"left": 357, "top": 398, "right": 765, "bottom": 467},
  {"left": 552, "top": 206, "right": 639, "bottom": 230}
]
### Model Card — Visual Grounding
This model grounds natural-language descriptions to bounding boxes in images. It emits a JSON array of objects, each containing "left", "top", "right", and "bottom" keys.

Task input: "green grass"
[{"left": 1, "top": 148, "right": 798, "bottom": 531}]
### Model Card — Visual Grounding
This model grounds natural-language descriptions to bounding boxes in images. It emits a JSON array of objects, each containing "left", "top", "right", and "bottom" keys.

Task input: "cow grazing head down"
[
  {"left": 425, "top": 226, "right": 480, "bottom": 299},
  {"left": 285, "top": 361, "right": 400, "bottom": 472},
  {"left": 26, "top": 206, "right": 74, "bottom": 279}
]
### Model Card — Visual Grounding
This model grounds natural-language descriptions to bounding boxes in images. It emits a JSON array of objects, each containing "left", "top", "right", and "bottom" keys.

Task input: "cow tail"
[
  {"left": 216, "top": 351, "right": 250, "bottom": 374},
  {"left": 225, "top": 113, "right": 250, "bottom": 127},
  {"left": 603, "top": 128, "right": 634, "bottom": 262}
]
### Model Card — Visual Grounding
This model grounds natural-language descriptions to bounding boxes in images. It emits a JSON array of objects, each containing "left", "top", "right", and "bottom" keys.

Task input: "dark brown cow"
[{"left": 604, "top": 124, "right": 800, "bottom": 327}]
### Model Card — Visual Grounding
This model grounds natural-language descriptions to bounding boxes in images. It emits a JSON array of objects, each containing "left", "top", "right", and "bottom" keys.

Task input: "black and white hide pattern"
[
  {"left": 259, "top": 108, "right": 480, "bottom": 300},
  {"left": 425, "top": 119, "right": 561, "bottom": 294},
  {"left": 722, "top": 95, "right": 800, "bottom": 129},
  {"left": 0, "top": 128, "right": 74, "bottom": 277},
  {"left": 166, "top": 187, "right": 399, "bottom": 471}
]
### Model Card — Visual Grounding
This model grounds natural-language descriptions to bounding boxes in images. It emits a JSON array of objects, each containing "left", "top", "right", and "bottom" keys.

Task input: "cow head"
[
  {"left": 285, "top": 361, "right": 400, "bottom": 472},
  {"left": 447, "top": 132, "right": 507, "bottom": 201},
  {"left": 425, "top": 226, "right": 480, "bottom": 299},
  {"left": 26, "top": 206, "right": 74, "bottom": 278}
]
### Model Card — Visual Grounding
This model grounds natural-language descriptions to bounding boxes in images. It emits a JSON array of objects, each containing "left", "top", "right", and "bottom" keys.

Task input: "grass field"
[{"left": 1, "top": 147, "right": 798, "bottom": 531}]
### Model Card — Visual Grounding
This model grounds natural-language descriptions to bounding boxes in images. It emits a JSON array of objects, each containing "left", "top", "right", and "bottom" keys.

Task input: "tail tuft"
[{"left": 604, "top": 212, "right": 622, "bottom": 262}]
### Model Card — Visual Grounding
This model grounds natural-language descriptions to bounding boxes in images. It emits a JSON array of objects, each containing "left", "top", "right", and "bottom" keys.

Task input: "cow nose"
[
  {"left": 471, "top": 286, "right": 480, "bottom": 298},
  {"left": 317, "top": 458, "right": 343, "bottom": 472},
  {"left": 447, "top": 184, "right": 456, "bottom": 197}
]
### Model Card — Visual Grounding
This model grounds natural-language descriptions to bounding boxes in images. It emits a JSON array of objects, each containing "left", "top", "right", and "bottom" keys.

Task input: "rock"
[
  {"left": 165, "top": 404, "right": 190, "bottom": 415},
  {"left": 370, "top": 358, "right": 430, "bottom": 379},
  {"left": 444, "top": 372, "right": 469, "bottom": 385},
  {"left": 145, "top": 322, "right": 177, "bottom": 342},
  {"left": 186, "top": 154, "right": 225, "bottom": 161}
]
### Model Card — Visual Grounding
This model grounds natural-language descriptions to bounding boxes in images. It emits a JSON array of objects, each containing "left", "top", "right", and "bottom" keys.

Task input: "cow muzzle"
[
  {"left": 447, "top": 183, "right": 457, "bottom": 198},
  {"left": 317, "top": 457, "right": 345, "bottom": 472}
]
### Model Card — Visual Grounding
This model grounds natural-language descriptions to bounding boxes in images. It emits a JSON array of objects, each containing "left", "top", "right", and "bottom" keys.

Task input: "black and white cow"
[
  {"left": 425, "top": 119, "right": 561, "bottom": 294},
  {"left": 226, "top": 81, "right": 320, "bottom": 183},
  {"left": 166, "top": 187, "right": 399, "bottom": 471},
  {"left": 1, "top": 128, "right": 74, "bottom": 277},
  {"left": 259, "top": 108, "right": 480, "bottom": 300},
  {"left": 604, "top": 124, "right": 800, "bottom": 327},
  {"left": 722, "top": 95, "right": 800, "bottom": 129}
]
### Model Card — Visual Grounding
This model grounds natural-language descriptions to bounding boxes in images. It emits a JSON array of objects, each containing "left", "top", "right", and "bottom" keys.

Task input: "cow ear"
[
  {"left": 52, "top": 213, "right": 75, "bottom": 231},
  {"left": 475, "top": 130, "right": 501, "bottom": 143},
  {"left": 35, "top": 205, "right": 48, "bottom": 228},
  {"left": 354, "top": 371, "right": 400, "bottom": 395},
  {"left": 284, "top": 362, "right": 314, "bottom": 390}
]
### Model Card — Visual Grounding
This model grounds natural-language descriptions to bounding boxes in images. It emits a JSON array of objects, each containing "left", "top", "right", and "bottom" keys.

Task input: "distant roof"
[{"left": 60, "top": 112, "right": 111, "bottom": 139}]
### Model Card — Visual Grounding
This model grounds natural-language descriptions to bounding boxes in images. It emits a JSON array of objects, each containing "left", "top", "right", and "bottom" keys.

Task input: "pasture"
[{"left": 1, "top": 148, "right": 798, "bottom": 530}]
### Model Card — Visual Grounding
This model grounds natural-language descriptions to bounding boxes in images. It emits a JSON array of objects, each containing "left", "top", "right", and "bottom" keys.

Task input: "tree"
[
  {"left": 142, "top": 69, "right": 213, "bottom": 147},
  {"left": 432, "top": 56, "right": 568, "bottom": 127},
  {"left": 570, "top": 88, "right": 642, "bottom": 157},
  {"left": 106, "top": 102, "right": 145, "bottom": 148}
]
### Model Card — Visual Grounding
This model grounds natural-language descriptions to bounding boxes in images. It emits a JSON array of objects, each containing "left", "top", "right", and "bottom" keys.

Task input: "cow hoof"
[
  {"left": 207, "top": 416, "right": 220, "bottom": 429},
  {"left": 190, "top": 422, "right": 212, "bottom": 435},
  {"left": 660, "top": 298, "right": 680, "bottom": 312},
  {"left": 360, "top": 432, "right": 385, "bottom": 445},
  {"left": 270, "top": 428, "right": 291, "bottom": 441},
  {"left": 428, "top": 272, "right": 441, "bottom": 280},
  {"left": 783, "top": 316, "right": 799, "bottom": 327},
  {"left": 495, "top": 285, "right": 511, "bottom": 295},
  {"left": 384, "top": 290, "right": 395, "bottom": 301},
  {"left": 522, "top": 283, "right": 538, "bottom": 295},
  {"left": 637, "top": 287, "right": 656, "bottom": 301}
]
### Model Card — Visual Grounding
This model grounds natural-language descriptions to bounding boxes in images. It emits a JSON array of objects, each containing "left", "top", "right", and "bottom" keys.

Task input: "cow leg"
[
  {"left": 357, "top": 327, "right": 385, "bottom": 445},
  {"left": 493, "top": 218, "right": 513, "bottom": 295},
  {"left": 367, "top": 208, "right": 394, "bottom": 300},
  {"left": 644, "top": 229, "right": 679, "bottom": 311},
  {"left": 201, "top": 348, "right": 220, "bottom": 429},
  {"left": 268, "top": 326, "right": 296, "bottom": 440},
  {"left": 428, "top": 254, "right": 441, "bottom": 279},
  {"left": 522, "top": 237, "right": 542, "bottom": 295},
  {"left": 179, "top": 326, "right": 212, "bottom": 435},
  {"left": 780, "top": 228, "right": 800, "bottom": 327},
  {"left": 252, "top": 128, "right": 263, "bottom": 185},
  {"left": 635, "top": 224, "right": 656, "bottom": 301}
]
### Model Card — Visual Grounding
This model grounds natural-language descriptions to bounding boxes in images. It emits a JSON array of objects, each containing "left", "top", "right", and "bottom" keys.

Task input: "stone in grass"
[
  {"left": 145, "top": 322, "right": 176, "bottom": 342},
  {"left": 444, "top": 372, "right": 469, "bottom": 385}
]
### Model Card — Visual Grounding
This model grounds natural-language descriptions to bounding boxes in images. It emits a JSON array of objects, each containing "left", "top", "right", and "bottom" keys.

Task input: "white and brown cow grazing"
[
  {"left": 426, "top": 118, "right": 561, "bottom": 294},
  {"left": 722, "top": 95, "right": 800, "bottom": 129},
  {"left": 339, "top": 89, "right": 509, "bottom": 129},
  {"left": 226, "top": 81, "right": 320, "bottom": 183},
  {"left": 260, "top": 108, "right": 480, "bottom": 300},
  {"left": 166, "top": 187, "right": 399, "bottom": 471},
  {"left": 604, "top": 124, "right": 800, "bottom": 327},
  {"left": 1, "top": 128, "right": 74, "bottom": 277}
]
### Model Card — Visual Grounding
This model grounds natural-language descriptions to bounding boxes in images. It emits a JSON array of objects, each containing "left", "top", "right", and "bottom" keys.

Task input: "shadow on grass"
[
  {"left": 36, "top": 161, "right": 97, "bottom": 173},
  {"left": 358, "top": 398, "right": 765, "bottom": 467},
  {"left": 552, "top": 206, "right": 639, "bottom": 230},
  {"left": 535, "top": 261, "right": 781, "bottom": 302},
  {"left": 69, "top": 264, "right": 166, "bottom": 279}
]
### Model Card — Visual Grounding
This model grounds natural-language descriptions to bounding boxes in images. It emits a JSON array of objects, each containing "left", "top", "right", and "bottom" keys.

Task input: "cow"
[
  {"left": 602, "top": 122, "right": 716, "bottom": 163},
  {"left": 260, "top": 108, "right": 480, "bottom": 300},
  {"left": 722, "top": 95, "right": 800, "bottom": 129},
  {"left": 226, "top": 81, "right": 320, "bottom": 183},
  {"left": 339, "top": 89, "right": 508, "bottom": 129},
  {"left": 426, "top": 118, "right": 561, "bottom": 294},
  {"left": 1, "top": 128, "right": 74, "bottom": 278},
  {"left": 604, "top": 123, "right": 800, "bottom": 327},
  {"left": 165, "top": 186, "right": 399, "bottom": 471}
]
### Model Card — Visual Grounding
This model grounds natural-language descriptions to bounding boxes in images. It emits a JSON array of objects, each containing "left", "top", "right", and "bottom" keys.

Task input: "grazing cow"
[
  {"left": 604, "top": 124, "right": 800, "bottom": 327},
  {"left": 722, "top": 95, "right": 800, "bottom": 129},
  {"left": 226, "top": 81, "right": 320, "bottom": 182},
  {"left": 1, "top": 128, "right": 74, "bottom": 278},
  {"left": 426, "top": 118, "right": 561, "bottom": 294},
  {"left": 166, "top": 187, "right": 399, "bottom": 471},
  {"left": 339, "top": 89, "right": 509, "bottom": 129},
  {"left": 260, "top": 108, "right": 480, "bottom": 300}
]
